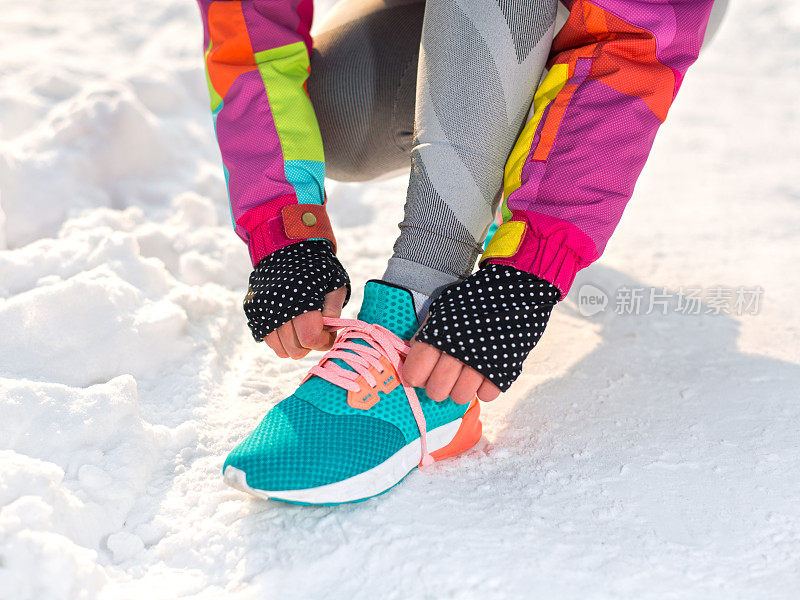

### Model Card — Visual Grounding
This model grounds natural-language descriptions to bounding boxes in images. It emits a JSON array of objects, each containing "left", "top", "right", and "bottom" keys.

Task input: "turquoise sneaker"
[{"left": 223, "top": 280, "right": 483, "bottom": 505}]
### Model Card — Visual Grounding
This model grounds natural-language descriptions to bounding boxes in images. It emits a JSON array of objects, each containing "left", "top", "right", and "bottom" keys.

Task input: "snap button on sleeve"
[{"left": 280, "top": 204, "right": 337, "bottom": 251}]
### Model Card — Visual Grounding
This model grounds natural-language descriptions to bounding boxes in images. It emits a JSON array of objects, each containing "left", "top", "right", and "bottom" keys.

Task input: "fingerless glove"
[
  {"left": 243, "top": 240, "right": 350, "bottom": 342},
  {"left": 415, "top": 264, "right": 559, "bottom": 391}
]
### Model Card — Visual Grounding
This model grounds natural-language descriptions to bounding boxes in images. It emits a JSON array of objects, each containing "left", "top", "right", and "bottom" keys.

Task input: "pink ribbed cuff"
[
  {"left": 237, "top": 195, "right": 297, "bottom": 265},
  {"left": 482, "top": 211, "right": 599, "bottom": 298}
]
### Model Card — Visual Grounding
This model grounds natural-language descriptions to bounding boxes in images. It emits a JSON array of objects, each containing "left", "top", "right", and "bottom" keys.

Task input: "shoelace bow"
[{"left": 307, "top": 317, "right": 434, "bottom": 466}]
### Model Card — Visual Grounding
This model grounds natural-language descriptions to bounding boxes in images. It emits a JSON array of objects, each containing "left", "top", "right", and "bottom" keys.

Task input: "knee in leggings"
[
  {"left": 307, "top": 48, "right": 372, "bottom": 182},
  {"left": 307, "top": 11, "right": 419, "bottom": 182}
]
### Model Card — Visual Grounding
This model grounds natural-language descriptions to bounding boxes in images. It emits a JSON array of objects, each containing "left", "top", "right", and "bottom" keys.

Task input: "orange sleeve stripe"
[
  {"left": 584, "top": 3, "right": 674, "bottom": 121},
  {"left": 535, "top": 0, "right": 675, "bottom": 162},
  {"left": 206, "top": 1, "right": 256, "bottom": 100},
  {"left": 532, "top": 44, "right": 596, "bottom": 161}
]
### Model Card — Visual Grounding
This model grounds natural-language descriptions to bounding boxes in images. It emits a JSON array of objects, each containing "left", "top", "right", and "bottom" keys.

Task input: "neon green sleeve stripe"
[
  {"left": 255, "top": 42, "right": 324, "bottom": 163},
  {"left": 204, "top": 40, "right": 223, "bottom": 112}
]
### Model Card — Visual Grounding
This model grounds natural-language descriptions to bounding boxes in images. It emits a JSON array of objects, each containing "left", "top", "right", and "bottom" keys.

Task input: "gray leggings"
[{"left": 308, "top": 0, "right": 557, "bottom": 304}]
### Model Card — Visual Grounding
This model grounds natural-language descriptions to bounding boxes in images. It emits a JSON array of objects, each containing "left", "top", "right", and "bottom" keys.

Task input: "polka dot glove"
[
  {"left": 243, "top": 240, "right": 351, "bottom": 342},
  {"left": 415, "top": 264, "right": 560, "bottom": 392}
]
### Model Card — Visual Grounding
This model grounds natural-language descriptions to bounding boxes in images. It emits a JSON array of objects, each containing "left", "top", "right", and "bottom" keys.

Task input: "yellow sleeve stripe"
[
  {"left": 502, "top": 63, "right": 570, "bottom": 204},
  {"left": 481, "top": 220, "right": 527, "bottom": 262}
]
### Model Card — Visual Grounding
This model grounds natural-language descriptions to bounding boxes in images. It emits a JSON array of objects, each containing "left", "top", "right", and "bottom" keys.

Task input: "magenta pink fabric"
[
  {"left": 237, "top": 195, "right": 298, "bottom": 265},
  {"left": 215, "top": 71, "right": 295, "bottom": 228},
  {"left": 508, "top": 79, "right": 662, "bottom": 255},
  {"left": 241, "top": 0, "right": 312, "bottom": 54},
  {"left": 500, "top": 0, "right": 714, "bottom": 295},
  {"left": 485, "top": 212, "right": 599, "bottom": 298}
]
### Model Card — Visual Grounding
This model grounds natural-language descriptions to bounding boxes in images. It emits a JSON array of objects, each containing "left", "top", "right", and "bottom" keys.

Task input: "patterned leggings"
[{"left": 307, "top": 0, "right": 558, "bottom": 305}]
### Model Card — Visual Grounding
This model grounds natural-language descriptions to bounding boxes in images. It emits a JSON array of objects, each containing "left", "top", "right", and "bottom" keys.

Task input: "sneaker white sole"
[{"left": 222, "top": 418, "right": 463, "bottom": 505}]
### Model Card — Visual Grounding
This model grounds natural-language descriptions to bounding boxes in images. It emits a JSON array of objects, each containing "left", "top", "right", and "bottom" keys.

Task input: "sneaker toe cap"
[{"left": 223, "top": 395, "right": 406, "bottom": 492}]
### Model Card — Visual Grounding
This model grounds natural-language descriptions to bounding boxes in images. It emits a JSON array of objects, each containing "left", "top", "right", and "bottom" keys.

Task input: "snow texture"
[{"left": 1, "top": 1, "right": 799, "bottom": 598}]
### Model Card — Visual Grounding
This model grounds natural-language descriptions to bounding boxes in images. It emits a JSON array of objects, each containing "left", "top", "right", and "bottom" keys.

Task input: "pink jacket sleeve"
[
  {"left": 481, "top": 0, "right": 715, "bottom": 297},
  {"left": 198, "top": 0, "right": 336, "bottom": 266}
]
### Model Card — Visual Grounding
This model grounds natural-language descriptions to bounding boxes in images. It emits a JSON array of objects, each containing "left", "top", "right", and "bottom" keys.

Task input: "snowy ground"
[{"left": 1, "top": 1, "right": 799, "bottom": 598}]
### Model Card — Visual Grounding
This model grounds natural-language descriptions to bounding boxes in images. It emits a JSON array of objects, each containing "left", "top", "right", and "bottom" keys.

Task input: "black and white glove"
[
  {"left": 243, "top": 240, "right": 350, "bottom": 342},
  {"left": 415, "top": 264, "right": 560, "bottom": 391}
]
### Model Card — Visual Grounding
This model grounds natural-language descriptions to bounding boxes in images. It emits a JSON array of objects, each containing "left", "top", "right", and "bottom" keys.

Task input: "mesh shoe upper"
[{"left": 223, "top": 396, "right": 406, "bottom": 491}]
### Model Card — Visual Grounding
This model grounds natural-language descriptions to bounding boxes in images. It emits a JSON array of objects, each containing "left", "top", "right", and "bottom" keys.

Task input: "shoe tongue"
[{"left": 356, "top": 280, "right": 420, "bottom": 341}]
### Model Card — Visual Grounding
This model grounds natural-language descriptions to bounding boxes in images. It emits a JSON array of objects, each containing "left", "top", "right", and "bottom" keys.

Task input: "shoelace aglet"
[{"left": 420, "top": 453, "right": 434, "bottom": 467}]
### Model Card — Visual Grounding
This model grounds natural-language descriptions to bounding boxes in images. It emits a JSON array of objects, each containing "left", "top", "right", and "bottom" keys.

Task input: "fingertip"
[
  {"left": 402, "top": 342, "right": 440, "bottom": 388},
  {"left": 425, "top": 387, "right": 449, "bottom": 402},
  {"left": 477, "top": 379, "right": 501, "bottom": 402},
  {"left": 277, "top": 322, "right": 306, "bottom": 359},
  {"left": 322, "top": 286, "right": 347, "bottom": 318},
  {"left": 318, "top": 331, "right": 336, "bottom": 352},
  {"left": 424, "top": 354, "right": 462, "bottom": 403},
  {"left": 402, "top": 366, "right": 427, "bottom": 389},
  {"left": 453, "top": 366, "right": 483, "bottom": 403},
  {"left": 293, "top": 311, "right": 326, "bottom": 350},
  {"left": 265, "top": 332, "right": 289, "bottom": 359}
]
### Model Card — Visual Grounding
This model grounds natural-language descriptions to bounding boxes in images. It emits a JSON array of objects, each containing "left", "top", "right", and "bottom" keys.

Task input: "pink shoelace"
[{"left": 307, "top": 317, "right": 434, "bottom": 466}]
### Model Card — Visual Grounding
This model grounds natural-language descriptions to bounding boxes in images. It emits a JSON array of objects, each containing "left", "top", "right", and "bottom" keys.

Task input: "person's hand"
[
  {"left": 243, "top": 240, "right": 350, "bottom": 355},
  {"left": 263, "top": 286, "right": 347, "bottom": 359},
  {"left": 409, "top": 264, "right": 561, "bottom": 394},
  {"left": 403, "top": 340, "right": 501, "bottom": 404}
]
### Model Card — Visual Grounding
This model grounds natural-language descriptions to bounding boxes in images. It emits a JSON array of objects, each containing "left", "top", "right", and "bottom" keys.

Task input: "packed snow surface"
[{"left": 1, "top": 1, "right": 799, "bottom": 598}]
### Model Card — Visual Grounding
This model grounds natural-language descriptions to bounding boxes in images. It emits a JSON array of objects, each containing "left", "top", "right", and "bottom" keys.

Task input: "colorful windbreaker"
[{"left": 199, "top": 0, "right": 714, "bottom": 297}]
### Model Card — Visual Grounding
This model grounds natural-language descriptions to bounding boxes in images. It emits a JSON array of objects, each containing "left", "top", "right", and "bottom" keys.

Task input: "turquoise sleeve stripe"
[
  {"left": 211, "top": 100, "right": 235, "bottom": 228},
  {"left": 284, "top": 159, "right": 326, "bottom": 205}
]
